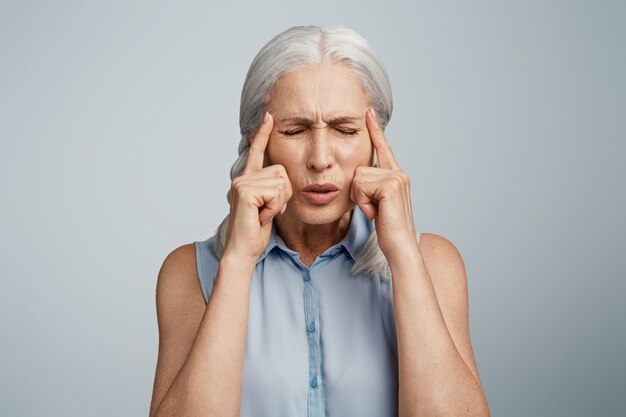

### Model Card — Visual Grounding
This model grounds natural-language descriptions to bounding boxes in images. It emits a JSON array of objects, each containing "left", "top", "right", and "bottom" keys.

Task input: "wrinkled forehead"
[{"left": 267, "top": 64, "right": 371, "bottom": 122}]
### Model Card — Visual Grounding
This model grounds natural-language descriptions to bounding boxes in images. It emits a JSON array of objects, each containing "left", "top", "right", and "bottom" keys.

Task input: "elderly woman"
[{"left": 149, "top": 25, "right": 490, "bottom": 417}]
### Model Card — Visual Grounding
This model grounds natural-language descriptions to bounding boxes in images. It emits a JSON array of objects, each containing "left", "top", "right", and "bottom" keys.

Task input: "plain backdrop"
[{"left": 1, "top": 1, "right": 624, "bottom": 416}]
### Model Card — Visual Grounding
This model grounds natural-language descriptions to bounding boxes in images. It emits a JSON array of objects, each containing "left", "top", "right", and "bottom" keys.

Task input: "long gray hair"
[{"left": 211, "top": 25, "right": 394, "bottom": 280}]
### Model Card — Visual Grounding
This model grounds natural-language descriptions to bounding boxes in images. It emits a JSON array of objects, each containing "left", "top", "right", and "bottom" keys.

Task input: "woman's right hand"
[{"left": 222, "top": 111, "right": 293, "bottom": 263}]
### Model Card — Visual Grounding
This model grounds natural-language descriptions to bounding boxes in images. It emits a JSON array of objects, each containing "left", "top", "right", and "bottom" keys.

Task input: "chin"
[{"left": 293, "top": 199, "right": 355, "bottom": 224}]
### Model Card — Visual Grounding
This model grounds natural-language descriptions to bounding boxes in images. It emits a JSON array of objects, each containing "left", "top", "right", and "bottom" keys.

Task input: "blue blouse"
[{"left": 194, "top": 205, "right": 419, "bottom": 417}]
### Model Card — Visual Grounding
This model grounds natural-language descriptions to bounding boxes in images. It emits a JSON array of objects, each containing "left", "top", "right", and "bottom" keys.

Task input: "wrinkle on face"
[
  {"left": 262, "top": 61, "right": 375, "bottom": 257},
  {"left": 269, "top": 62, "right": 371, "bottom": 130}
]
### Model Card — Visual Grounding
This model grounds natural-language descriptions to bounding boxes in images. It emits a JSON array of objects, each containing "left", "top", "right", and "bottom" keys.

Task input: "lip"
[
  {"left": 301, "top": 183, "right": 340, "bottom": 205},
  {"left": 301, "top": 189, "right": 340, "bottom": 205},
  {"left": 302, "top": 183, "right": 339, "bottom": 192}
]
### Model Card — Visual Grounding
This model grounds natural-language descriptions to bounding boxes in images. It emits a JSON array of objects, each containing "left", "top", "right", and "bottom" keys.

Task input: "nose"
[{"left": 306, "top": 130, "right": 335, "bottom": 171}]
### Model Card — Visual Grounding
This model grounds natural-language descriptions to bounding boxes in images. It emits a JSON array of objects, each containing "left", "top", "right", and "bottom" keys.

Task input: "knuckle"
[
  {"left": 232, "top": 180, "right": 247, "bottom": 194},
  {"left": 232, "top": 184, "right": 244, "bottom": 196},
  {"left": 275, "top": 164, "right": 287, "bottom": 176},
  {"left": 391, "top": 176, "right": 403, "bottom": 191}
]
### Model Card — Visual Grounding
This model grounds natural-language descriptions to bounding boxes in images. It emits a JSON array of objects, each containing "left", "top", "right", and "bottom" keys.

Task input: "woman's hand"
[
  {"left": 350, "top": 108, "right": 418, "bottom": 260},
  {"left": 223, "top": 111, "right": 293, "bottom": 263}
]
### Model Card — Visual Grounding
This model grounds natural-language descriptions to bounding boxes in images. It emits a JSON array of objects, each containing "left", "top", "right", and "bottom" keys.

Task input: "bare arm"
[
  {"left": 150, "top": 111, "right": 287, "bottom": 416},
  {"left": 150, "top": 247, "right": 256, "bottom": 417},
  {"left": 355, "top": 104, "right": 489, "bottom": 416},
  {"left": 391, "top": 234, "right": 490, "bottom": 417}
]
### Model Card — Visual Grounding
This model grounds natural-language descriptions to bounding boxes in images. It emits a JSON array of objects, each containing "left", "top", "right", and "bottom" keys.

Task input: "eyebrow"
[{"left": 279, "top": 116, "right": 362, "bottom": 125}]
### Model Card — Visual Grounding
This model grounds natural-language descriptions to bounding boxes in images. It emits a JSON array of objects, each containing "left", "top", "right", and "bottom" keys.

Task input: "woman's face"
[{"left": 264, "top": 61, "right": 375, "bottom": 224}]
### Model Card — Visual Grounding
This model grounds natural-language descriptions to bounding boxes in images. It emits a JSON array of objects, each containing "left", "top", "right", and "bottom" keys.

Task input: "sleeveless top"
[{"left": 193, "top": 205, "right": 420, "bottom": 417}]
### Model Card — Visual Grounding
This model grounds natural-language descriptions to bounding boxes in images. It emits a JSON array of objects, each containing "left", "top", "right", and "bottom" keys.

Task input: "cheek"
[
  {"left": 341, "top": 138, "right": 373, "bottom": 164},
  {"left": 336, "top": 145, "right": 372, "bottom": 174},
  {"left": 265, "top": 141, "right": 307, "bottom": 181},
  {"left": 265, "top": 137, "right": 285, "bottom": 165}
]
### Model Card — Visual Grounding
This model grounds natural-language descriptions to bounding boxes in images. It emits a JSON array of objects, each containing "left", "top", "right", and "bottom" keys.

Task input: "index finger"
[
  {"left": 365, "top": 108, "right": 400, "bottom": 171},
  {"left": 244, "top": 111, "right": 274, "bottom": 174}
]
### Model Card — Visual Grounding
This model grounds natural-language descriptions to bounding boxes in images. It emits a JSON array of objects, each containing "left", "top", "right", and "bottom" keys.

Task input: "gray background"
[{"left": 1, "top": 0, "right": 624, "bottom": 416}]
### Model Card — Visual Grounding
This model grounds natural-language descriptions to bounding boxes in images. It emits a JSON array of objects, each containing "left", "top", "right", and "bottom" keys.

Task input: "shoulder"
[
  {"left": 418, "top": 232, "right": 466, "bottom": 274},
  {"left": 155, "top": 243, "right": 206, "bottom": 332},
  {"left": 158, "top": 243, "right": 199, "bottom": 286},
  {"left": 416, "top": 232, "right": 468, "bottom": 310}
]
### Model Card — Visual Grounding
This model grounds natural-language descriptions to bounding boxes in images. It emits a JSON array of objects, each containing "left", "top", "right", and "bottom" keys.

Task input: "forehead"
[{"left": 268, "top": 62, "right": 370, "bottom": 118}]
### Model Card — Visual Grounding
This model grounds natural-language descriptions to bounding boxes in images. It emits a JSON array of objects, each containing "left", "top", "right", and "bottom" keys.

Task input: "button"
[
  {"left": 310, "top": 376, "right": 317, "bottom": 388},
  {"left": 307, "top": 321, "right": 315, "bottom": 332},
  {"left": 304, "top": 271, "right": 311, "bottom": 281}
]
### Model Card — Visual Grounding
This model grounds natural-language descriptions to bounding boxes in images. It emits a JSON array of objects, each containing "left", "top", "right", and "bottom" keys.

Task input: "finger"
[
  {"left": 350, "top": 177, "right": 378, "bottom": 221},
  {"left": 257, "top": 186, "right": 287, "bottom": 225},
  {"left": 233, "top": 172, "right": 287, "bottom": 189},
  {"left": 352, "top": 166, "right": 389, "bottom": 178},
  {"left": 244, "top": 111, "right": 274, "bottom": 175},
  {"left": 276, "top": 179, "right": 293, "bottom": 217},
  {"left": 366, "top": 108, "right": 400, "bottom": 171},
  {"left": 237, "top": 167, "right": 293, "bottom": 219},
  {"left": 238, "top": 176, "right": 289, "bottom": 224}
]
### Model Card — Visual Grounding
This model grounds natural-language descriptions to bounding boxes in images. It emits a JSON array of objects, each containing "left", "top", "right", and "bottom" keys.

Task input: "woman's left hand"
[{"left": 350, "top": 108, "right": 419, "bottom": 259}]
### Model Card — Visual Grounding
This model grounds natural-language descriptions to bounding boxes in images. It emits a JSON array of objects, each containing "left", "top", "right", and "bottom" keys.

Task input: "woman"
[{"left": 149, "top": 25, "right": 490, "bottom": 417}]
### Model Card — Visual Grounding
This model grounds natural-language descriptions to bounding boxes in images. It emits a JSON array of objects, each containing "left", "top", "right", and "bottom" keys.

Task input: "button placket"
[{"left": 302, "top": 268, "right": 324, "bottom": 414}]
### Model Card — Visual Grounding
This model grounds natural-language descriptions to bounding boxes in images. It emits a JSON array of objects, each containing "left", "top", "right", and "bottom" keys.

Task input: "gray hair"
[{"left": 211, "top": 25, "right": 394, "bottom": 280}]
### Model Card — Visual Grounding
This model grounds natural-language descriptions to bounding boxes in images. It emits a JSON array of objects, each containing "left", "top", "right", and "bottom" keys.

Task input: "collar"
[{"left": 255, "top": 205, "right": 374, "bottom": 264}]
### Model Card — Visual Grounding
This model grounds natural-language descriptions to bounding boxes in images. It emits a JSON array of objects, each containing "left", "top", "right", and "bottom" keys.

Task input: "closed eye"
[
  {"left": 337, "top": 129, "right": 359, "bottom": 136},
  {"left": 280, "top": 129, "right": 304, "bottom": 136},
  {"left": 279, "top": 129, "right": 359, "bottom": 137}
]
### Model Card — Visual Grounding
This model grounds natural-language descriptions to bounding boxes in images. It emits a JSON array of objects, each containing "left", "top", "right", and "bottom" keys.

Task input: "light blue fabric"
[{"left": 194, "top": 205, "right": 419, "bottom": 417}]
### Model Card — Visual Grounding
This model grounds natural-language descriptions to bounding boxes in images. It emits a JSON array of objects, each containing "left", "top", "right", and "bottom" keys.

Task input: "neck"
[{"left": 273, "top": 207, "right": 353, "bottom": 259}]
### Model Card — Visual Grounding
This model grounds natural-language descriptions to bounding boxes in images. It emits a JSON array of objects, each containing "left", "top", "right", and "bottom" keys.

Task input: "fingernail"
[
  {"left": 280, "top": 203, "right": 287, "bottom": 215},
  {"left": 264, "top": 111, "right": 270, "bottom": 122},
  {"left": 370, "top": 108, "right": 376, "bottom": 119}
]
